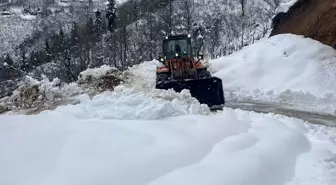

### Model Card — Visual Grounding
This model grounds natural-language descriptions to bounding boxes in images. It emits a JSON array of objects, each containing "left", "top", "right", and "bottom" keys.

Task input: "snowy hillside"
[
  {"left": 0, "top": 16, "right": 35, "bottom": 56},
  {"left": 210, "top": 34, "right": 336, "bottom": 114}
]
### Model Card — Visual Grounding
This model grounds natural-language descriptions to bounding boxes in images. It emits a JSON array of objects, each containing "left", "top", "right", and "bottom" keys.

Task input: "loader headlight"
[
  {"left": 159, "top": 57, "right": 164, "bottom": 62},
  {"left": 175, "top": 53, "right": 179, "bottom": 57}
]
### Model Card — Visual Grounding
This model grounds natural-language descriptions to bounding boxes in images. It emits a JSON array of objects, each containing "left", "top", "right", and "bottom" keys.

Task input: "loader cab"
[{"left": 162, "top": 35, "right": 193, "bottom": 60}]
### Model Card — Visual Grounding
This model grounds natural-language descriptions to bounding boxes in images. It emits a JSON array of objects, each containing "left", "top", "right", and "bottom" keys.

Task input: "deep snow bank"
[
  {"left": 0, "top": 107, "right": 315, "bottom": 185},
  {"left": 210, "top": 34, "right": 336, "bottom": 114},
  {"left": 288, "top": 123, "right": 336, "bottom": 185}
]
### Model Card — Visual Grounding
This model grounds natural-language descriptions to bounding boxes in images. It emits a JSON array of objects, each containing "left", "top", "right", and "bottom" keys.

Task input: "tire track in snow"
[
  {"left": 146, "top": 110, "right": 311, "bottom": 185},
  {"left": 226, "top": 100, "right": 336, "bottom": 127}
]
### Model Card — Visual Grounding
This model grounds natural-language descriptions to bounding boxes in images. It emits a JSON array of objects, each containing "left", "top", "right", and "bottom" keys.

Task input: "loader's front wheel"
[
  {"left": 197, "top": 69, "right": 211, "bottom": 79},
  {"left": 156, "top": 73, "right": 170, "bottom": 84}
]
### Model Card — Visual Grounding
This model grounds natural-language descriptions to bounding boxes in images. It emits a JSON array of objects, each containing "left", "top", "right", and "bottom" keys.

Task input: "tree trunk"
[
  {"left": 169, "top": 0, "right": 173, "bottom": 34},
  {"left": 123, "top": 26, "right": 127, "bottom": 67}
]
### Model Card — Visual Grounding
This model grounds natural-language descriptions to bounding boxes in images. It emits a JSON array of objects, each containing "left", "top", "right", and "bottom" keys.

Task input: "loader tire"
[
  {"left": 197, "top": 69, "right": 211, "bottom": 79},
  {"left": 156, "top": 73, "right": 169, "bottom": 84}
]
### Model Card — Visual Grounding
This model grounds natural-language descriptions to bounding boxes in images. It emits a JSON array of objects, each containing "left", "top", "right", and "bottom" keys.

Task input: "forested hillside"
[{"left": 0, "top": 0, "right": 289, "bottom": 97}]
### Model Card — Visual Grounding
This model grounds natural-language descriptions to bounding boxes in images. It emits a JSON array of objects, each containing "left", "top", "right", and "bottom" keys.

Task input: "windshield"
[{"left": 164, "top": 38, "right": 192, "bottom": 59}]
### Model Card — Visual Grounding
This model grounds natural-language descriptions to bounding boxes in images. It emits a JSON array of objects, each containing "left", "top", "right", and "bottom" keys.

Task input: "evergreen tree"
[
  {"left": 86, "top": 16, "right": 96, "bottom": 45},
  {"left": 29, "top": 51, "right": 39, "bottom": 68},
  {"left": 44, "top": 39, "right": 52, "bottom": 64},
  {"left": 95, "top": 10, "right": 105, "bottom": 37},
  {"left": 183, "top": 0, "right": 193, "bottom": 33},
  {"left": 70, "top": 22, "right": 80, "bottom": 46},
  {"left": 20, "top": 50, "right": 29, "bottom": 73},
  {"left": 106, "top": 0, "right": 117, "bottom": 33}
]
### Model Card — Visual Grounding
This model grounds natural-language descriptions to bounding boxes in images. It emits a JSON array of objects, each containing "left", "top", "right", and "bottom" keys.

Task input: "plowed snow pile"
[
  {"left": 46, "top": 87, "right": 211, "bottom": 120},
  {"left": 210, "top": 34, "right": 336, "bottom": 114},
  {"left": 41, "top": 61, "right": 210, "bottom": 119}
]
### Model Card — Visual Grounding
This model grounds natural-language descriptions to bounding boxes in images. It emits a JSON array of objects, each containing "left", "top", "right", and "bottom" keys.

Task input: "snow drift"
[
  {"left": 210, "top": 34, "right": 336, "bottom": 114},
  {"left": 0, "top": 107, "right": 314, "bottom": 185},
  {"left": 1, "top": 104, "right": 336, "bottom": 185}
]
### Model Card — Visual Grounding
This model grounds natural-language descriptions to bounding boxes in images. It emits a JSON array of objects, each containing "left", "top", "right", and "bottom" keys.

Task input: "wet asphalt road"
[{"left": 226, "top": 100, "right": 336, "bottom": 127}]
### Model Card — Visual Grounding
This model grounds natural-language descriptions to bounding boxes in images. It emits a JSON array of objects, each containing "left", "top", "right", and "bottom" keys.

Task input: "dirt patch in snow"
[
  {"left": 271, "top": 0, "right": 336, "bottom": 48},
  {"left": 0, "top": 65, "right": 125, "bottom": 115}
]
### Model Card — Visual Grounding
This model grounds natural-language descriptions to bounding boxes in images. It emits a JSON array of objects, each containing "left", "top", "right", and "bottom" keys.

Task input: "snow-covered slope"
[
  {"left": 1, "top": 60, "right": 336, "bottom": 185},
  {"left": 0, "top": 16, "right": 35, "bottom": 56},
  {"left": 210, "top": 34, "right": 336, "bottom": 114}
]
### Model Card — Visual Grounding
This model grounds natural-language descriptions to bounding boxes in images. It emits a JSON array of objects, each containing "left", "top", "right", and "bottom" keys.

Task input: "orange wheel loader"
[{"left": 155, "top": 34, "right": 225, "bottom": 110}]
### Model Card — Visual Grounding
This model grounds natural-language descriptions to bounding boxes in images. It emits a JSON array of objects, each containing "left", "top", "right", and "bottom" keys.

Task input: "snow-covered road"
[{"left": 226, "top": 100, "right": 336, "bottom": 127}]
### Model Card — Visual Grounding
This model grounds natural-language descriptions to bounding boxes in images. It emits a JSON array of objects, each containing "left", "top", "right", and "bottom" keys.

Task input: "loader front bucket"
[{"left": 155, "top": 77, "right": 225, "bottom": 110}]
